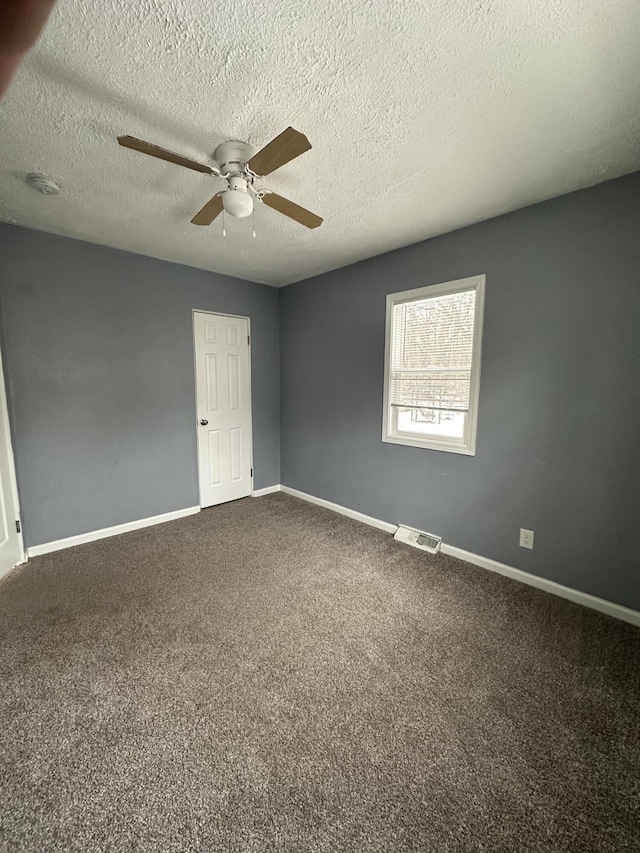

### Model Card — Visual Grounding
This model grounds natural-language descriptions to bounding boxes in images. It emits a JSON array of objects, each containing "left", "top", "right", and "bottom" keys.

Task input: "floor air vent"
[{"left": 394, "top": 525, "right": 442, "bottom": 554}]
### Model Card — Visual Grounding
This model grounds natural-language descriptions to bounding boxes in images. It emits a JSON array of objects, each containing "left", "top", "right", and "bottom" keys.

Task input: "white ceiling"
[{"left": 1, "top": 0, "right": 639, "bottom": 286}]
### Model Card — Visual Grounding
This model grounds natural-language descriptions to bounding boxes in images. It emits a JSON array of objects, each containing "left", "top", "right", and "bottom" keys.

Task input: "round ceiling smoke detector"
[{"left": 27, "top": 173, "right": 60, "bottom": 195}]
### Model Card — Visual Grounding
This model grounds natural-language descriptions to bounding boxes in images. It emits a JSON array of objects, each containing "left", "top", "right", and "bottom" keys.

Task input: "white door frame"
[
  {"left": 0, "top": 343, "right": 25, "bottom": 570},
  {"left": 192, "top": 310, "right": 254, "bottom": 506}
]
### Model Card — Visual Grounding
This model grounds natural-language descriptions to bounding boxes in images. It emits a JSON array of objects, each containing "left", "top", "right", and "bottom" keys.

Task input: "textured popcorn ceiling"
[{"left": 1, "top": 0, "right": 639, "bottom": 286}]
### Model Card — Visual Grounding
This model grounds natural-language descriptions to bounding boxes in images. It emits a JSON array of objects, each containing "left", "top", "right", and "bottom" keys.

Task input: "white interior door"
[
  {"left": 194, "top": 312, "right": 253, "bottom": 508},
  {"left": 0, "top": 347, "right": 24, "bottom": 579}
]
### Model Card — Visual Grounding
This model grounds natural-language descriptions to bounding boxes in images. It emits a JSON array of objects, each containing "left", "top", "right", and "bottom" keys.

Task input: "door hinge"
[
  {"left": 251, "top": 468, "right": 253, "bottom": 477},
  {"left": 247, "top": 335, "right": 250, "bottom": 345},
  {"left": 15, "top": 520, "right": 21, "bottom": 534}
]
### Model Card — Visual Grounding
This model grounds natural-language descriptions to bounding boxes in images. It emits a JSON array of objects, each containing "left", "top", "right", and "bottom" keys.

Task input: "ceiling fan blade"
[
  {"left": 248, "top": 127, "right": 312, "bottom": 176},
  {"left": 117, "top": 136, "right": 214, "bottom": 175},
  {"left": 191, "top": 193, "right": 224, "bottom": 226},
  {"left": 261, "top": 192, "right": 322, "bottom": 229}
]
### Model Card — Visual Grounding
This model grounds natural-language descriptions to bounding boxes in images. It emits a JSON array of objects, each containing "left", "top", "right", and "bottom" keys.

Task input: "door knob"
[{"left": 200, "top": 419, "right": 208, "bottom": 426}]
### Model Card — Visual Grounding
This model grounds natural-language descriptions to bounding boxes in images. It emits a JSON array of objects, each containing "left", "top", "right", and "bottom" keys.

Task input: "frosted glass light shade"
[{"left": 222, "top": 179, "right": 254, "bottom": 218}]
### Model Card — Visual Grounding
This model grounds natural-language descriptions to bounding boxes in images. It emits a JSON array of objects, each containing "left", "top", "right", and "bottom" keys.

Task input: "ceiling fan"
[{"left": 117, "top": 127, "right": 322, "bottom": 230}]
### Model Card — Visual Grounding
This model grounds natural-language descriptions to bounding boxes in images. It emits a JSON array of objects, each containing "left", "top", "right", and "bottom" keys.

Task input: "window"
[{"left": 382, "top": 275, "right": 485, "bottom": 455}]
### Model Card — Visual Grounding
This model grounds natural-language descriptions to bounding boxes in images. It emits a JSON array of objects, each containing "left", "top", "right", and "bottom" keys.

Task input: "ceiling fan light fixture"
[
  {"left": 118, "top": 127, "right": 322, "bottom": 229},
  {"left": 222, "top": 177, "right": 253, "bottom": 219}
]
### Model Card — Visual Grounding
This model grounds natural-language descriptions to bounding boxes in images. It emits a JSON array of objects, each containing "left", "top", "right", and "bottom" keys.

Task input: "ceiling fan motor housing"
[{"left": 214, "top": 140, "right": 254, "bottom": 176}]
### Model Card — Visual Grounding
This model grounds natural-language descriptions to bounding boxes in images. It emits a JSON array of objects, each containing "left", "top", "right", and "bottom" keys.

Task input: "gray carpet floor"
[{"left": 1, "top": 493, "right": 639, "bottom": 852}]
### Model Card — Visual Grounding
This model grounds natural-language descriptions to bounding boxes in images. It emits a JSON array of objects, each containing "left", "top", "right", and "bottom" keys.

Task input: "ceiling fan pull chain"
[
  {"left": 252, "top": 208, "right": 256, "bottom": 239},
  {"left": 222, "top": 210, "right": 226, "bottom": 238}
]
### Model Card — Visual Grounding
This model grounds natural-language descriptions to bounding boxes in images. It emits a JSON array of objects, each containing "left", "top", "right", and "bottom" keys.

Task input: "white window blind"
[{"left": 389, "top": 289, "right": 476, "bottom": 413}]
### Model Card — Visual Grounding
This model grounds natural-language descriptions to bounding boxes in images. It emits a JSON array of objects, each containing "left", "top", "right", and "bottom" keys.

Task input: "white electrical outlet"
[{"left": 519, "top": 528, "right": 534, "bottom": 549}]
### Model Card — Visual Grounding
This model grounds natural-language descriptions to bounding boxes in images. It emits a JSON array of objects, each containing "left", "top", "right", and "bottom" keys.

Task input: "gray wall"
[
  {"left": 280, "top": 172, "right": 640, "bottom": 611},
  {"left": 0, "top": 224, "right": 280, "bottom": 547}
]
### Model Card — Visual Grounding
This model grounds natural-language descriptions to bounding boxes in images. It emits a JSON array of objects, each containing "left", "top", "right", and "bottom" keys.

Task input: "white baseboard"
[
  {"left": 440, "top": 544, "right": 640, "bottom": 627},
  {"left": 280, "top": 485, "right": 397, "bottom": 534},
  {"left": 252, "top": 485, "right": 282, "bottom": 497},
  {"left": 281, "top": 485, "right": 640, "bottom": 628},
  {"left": 27, "top": 505, "right": 201, "bottom": 558}
]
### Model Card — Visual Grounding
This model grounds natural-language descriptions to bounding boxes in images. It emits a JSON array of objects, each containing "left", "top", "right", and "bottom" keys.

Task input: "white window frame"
[{"left": 382, "top": 274, "right": 485, "bottom": 456}]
